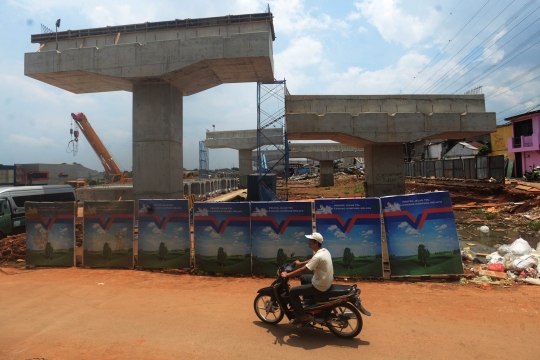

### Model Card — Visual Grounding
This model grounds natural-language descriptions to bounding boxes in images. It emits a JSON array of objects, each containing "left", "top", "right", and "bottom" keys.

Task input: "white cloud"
[
  {"left": 92, "top": 224, "right": 100, "bottom": 229},
  {"left": 328, "top": 225, "right": 338, "bottom": 231},
  {"left": 251, "top": 207, "right": 268, "bottom": 217},
  {"left": 204, "top": 226, "right": 213, "bottom": 232},
  {"left": 195, "top": 208, "right": 209, "bottom": 217},
  {"left": 362, "top": 229, "right": 373, "bottom": 237},
  {"left": 357, "top": 26, "right": 367, "bottom": 34},
  {"left": 152, "top": 226, "right": 162, "bottom": 235},
  {"left": 398, "top": 222, "right": 408, "bottom": 228},
  {"left": 8, "top": 134, "right": 57, "bottom": 148},
  {"left": 384, "top": 202, "right": 401, "bottom": 212},
  {"left": 295, "top": 231, "right": 305, "bottom": 239},
  {"left": 262, "top": 226, "right": 273, "bottom": 233},
  {"left": 405, "top": 227, "right": 419, "bottom": 236},
  {"left": 316, "top": 205, "right": 333, "bottom": 214},
  {"left": 234, "top": 231, "right": 244, "bottom": 238},
  {"left": 353, "top": 0, "right": 441, "bottom": 47},
  {"left": 209, "top": 230, "right": 221, "bottom": 239},
  {"left": 274, "top": 36, "right": 323, "bottom": 89},
  {"left": 435, "top": 224, "right": 447, "bottom": 231},
  {"left": 173, "top": 227, "right": 183, "bottom": 234},
  {"left": 334, "top": 230, "right": 347, "bottom": 239}
]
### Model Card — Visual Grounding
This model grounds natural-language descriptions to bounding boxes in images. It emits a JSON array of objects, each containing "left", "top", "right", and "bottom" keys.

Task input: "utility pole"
[{"left": 55, "top": 19, "right": 61, "bottom": 50}]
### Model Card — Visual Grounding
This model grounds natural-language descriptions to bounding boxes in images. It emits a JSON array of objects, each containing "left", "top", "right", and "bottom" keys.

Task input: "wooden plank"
[
  {"left": 114, "top": 32, "right": 121, "bottom": 45},
  {"left": 516, "top": 185, "right": 533, "bottom": 191},
  {"left": 79, "top": 38, "right": 85, "bottom": 48},
  {"left": 35, "top": 43, "right": 45, "bottom": 52}
]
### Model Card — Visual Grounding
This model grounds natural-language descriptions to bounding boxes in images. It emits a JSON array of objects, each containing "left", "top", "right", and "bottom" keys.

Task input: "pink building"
[{"left": 507, "top": 110, "right": 540, "bottom": 177}]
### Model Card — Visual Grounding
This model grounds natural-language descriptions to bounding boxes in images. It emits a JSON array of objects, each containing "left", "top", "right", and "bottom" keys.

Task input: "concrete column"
[
  {"left": 364, "top": 144, "right": 405, "bottom": 197},
  {"left": 238, "top": 149, "right": 252, "bottom": 189},
  {"left": 319, "top": 160, "right": 334, "bottom": 187},
  {"left": 133, "top": 82, "right": 183, "bottom": 204},
  {"left": 184, "top": 183, "right": 190, "bottom": 195}
]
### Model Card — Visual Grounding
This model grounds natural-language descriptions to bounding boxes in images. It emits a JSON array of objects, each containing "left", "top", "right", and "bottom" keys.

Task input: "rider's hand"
[
  {"left": 294, "top": 260, "right": 302, "bottom": 267},
  {"left": 280, "top": 271, "right": 288, "bottom": 278}
]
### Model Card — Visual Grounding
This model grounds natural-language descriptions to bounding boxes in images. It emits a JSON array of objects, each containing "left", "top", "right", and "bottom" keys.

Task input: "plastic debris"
[
  {"left": 511, "top": 254, "right": 538, "bottom": 271},
  {"left": 461, "top": 249, "right": 476, "bottom": 261},
  {"left": 487, "top": 263, "right": 505, "bottom": 272},
  {"left": 497, "top": 244, "right": 511, "bottom": 256},
  {"left": 522, "top": 277, "right": 540, "bottom": 286},
  {"left": 479, "top": 225, "right": 490, "bottom": 234},
  {"left": 509, "top": 238, "right": 532, "bottom": 256}
]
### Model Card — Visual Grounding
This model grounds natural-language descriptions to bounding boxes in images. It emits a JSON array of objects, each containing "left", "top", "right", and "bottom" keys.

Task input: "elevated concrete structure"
[
  {"left": 286, "top": 95, "right": 496, "bottom": 196},
  {"left": 256, "top": 143, "right": 364, "bottom": 186},
  {"left": 205, "top": 128, "right": 283, "bottom": 188},
  {"left": 25, "top": 13, "right": 275, "bottom": 204}
]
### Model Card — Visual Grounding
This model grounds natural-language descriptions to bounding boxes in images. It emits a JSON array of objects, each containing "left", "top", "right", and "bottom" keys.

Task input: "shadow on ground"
[{"left": 253, "top": 321, "right": 370, "bottom": 349}]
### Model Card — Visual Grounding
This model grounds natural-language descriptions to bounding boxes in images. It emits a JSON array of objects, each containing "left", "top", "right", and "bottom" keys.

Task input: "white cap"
[{"left": 305, "top": 232, "right": 323, "bottom": 243}]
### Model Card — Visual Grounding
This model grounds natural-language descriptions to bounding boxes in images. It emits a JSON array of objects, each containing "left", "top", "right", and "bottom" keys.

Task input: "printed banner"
[
  {"left": 315, "top": 198, "right": 383, "bottom": 278},
  {"left": 194, "top": 202, "right": 251, "bottom": 274},
  {"left": 251, "top": 201, "right": 313, "bottom": 276},
  {"left": 382, "top": 191, "right": 463, "bottom": 276},
  {"left": 25, "top": 202, "right": 76, "bottom": 267},
  {"left": 83, "top": 201, "right": 134, "bottom": 268},
  {"left": 138, "top": 199, "right": 190, "bottom": 269}
]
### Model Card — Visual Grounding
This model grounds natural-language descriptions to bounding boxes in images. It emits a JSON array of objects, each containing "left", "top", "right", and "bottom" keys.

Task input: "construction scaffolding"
[
  {"left": 199, "top": 140, "right": 209, "bottom": 179},
  {"left": 256, "top": 80, "right": 289, "bottom": 201}
]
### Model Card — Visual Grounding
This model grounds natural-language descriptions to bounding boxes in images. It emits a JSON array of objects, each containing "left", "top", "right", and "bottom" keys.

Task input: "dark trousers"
[{"left": 289, "top": 274, "right": 323, "bottom": 318}]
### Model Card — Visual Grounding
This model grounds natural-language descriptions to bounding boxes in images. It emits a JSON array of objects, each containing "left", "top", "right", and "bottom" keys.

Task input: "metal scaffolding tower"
[
  {"left": 257, "top": 80, "right": 289, "bottom": 201},
  {"left": 199, "top": 140, "right": 209, "bottom": 179}
]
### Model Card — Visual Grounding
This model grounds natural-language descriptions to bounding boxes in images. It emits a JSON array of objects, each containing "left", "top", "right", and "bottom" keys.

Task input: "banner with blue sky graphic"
[
  {"left": 315, "top": 198, "right": 383, "bottom": 278},
  {"left": 83, "top": 201, "right": 134, "bottom": 268},
  {"left": 25, "top": 202, "right": 75, "bottom": 267},
  {"left": 251, "top": 201, "right": 313, "bottom": 276},
  {"left": 194, "top": 202, "right": 251, "bottom": 275},
  {"left": 382, "top": 191, "right": 463, "bottom": 276},
  {"left": 138, "top": 199, "right": 190, "bottom": 269}
]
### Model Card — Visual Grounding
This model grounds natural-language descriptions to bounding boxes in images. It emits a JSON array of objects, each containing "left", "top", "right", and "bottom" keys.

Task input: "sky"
[{"left": 1, "top": 0, "right": 539, "bottom": 172}]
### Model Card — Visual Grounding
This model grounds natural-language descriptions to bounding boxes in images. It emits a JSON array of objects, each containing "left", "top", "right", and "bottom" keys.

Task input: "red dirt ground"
[{"left": 1, "top": 268, "right": 539, "bottom": 360}]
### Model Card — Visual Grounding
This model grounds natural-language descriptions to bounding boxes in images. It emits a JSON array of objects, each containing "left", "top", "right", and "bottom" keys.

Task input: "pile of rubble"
[
  {"left": 463, "top": 238, "right": 540, "bottom": 288},
  {"left": 0, "top": 233, "right": 26, "bottom": 263}
]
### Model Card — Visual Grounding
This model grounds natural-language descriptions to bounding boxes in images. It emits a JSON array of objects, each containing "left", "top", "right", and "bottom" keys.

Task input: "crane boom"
[{"left": 71, "top": 112, "right": 132, "bottom": 184}]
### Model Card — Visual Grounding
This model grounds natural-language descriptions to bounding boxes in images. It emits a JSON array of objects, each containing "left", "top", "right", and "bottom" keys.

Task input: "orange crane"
[{"left": 71, "top": 112, "right": 132, "bottom": 184}]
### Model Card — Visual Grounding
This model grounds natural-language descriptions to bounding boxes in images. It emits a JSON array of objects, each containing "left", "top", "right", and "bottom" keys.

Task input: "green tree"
[
  {"left": 44, "top": 242, "right": 54, "bottom": 260},
  {"left": 158, "top": 242, "right": 168, "bottom": 261},
  {"left": 477, "top": 142, "right": 492, "bottom": 156},
  {"left": 290, "top": 252, "right": 295, "bottom": 259},
  {"left": 343, "top": 248, "right": 355, "bottom": 269},
  {"left": 103, "top": 242, "right": 112, "bottom": 261},
  {"left": 276, "top": 248, "right": 288, "bottom": 265},
  {"left": 217, "top": 247, "right": 227, "bottom": 267},
  {"left": 418, "top": 244, "right": 430, "bottom": 267}
]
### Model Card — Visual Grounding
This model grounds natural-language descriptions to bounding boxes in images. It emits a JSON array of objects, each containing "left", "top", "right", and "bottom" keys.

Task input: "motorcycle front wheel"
[
  {"left": 254, "top": 294, "right": 284, "bottom": 324},
  {"left": 326, "top": 302, "right": 363, "bottom": 338}
]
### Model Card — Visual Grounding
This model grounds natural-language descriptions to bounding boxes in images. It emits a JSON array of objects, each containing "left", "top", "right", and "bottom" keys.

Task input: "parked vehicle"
[
  {"left": 0, "top": 185, "right": 76, "bottom": 238},
  {"left": 253, "top": 263, "right": 370, "bottom": 338},
  {"left": 523, "top": 166, "right": 540, "bottom": 182}
]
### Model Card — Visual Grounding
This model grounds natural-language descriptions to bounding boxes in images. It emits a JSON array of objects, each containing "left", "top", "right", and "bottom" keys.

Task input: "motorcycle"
[
  {"left": 253, "top": 263, "right": 371, "bottom": 338},
  {"left": 523, "top": 166, "right": 540, "bottom": 182}
]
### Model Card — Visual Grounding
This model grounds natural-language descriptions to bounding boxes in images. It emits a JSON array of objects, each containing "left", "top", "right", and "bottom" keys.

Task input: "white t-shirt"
[{"left": 306, "top": 248, "right": 333, "bottom": 292}]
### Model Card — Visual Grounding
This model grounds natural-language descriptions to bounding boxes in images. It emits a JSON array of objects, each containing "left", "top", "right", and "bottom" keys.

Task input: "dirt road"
[{"left": 1, "top": 268, "right": 539, "bottom": 360}]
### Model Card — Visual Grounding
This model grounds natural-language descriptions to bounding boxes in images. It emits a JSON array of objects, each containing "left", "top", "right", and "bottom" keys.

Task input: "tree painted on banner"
[
  {"left": 418, "top": 244, "right": 430, "bottom": 267},
  {"left": 103, "top": 242, "right": 112, "bottom": 261},
  {"left": 159, "top": 242, "right": 168, "bottom": 261},
  {"left": 217, "top": 247, "right": 227, "bottom": 267},
  {"left": 276, "top": 248, "right": 287, "bottom": 265},
  {"left": 343, "top": 248, "right": 355, "bottom": 269},
  {"left": 45, "top": 242, "right": 54, "bottom": 260}
]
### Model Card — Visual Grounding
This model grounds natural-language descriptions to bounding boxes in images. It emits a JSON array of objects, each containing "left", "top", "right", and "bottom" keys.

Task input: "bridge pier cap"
[
  {"left": 25, "top": 13, "right": 275, "bottom": 202},
  {"left": 286, "top": 95, "right": 496, "bottom": 197}
]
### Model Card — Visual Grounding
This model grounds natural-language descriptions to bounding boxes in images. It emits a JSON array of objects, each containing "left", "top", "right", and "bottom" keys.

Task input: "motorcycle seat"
[{"left": 313, "top": 285, "right": 352, "bottom": 301}]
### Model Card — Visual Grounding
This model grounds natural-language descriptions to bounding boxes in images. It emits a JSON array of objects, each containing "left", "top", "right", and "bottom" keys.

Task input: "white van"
[{"left": 0, "top": 185, "right": 76, "bottom": 236}]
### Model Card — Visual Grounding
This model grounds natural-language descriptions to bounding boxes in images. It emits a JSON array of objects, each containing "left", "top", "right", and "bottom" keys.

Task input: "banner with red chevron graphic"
[
  {"left": 382, "top": 191, "right": 463, "bottom": 276},
  {"left": 251, "top": 201, "right": 313, "bottom": 276},
  {"left": 138, "top": 199, "right": 190, "bottom": 269},
  {"left": 315, "top": 198, "right": 383, "bottom": 278},
  {"left": 194, "top": 202, "right": 251, "bottom": 275},
  {"left": 83, "top": 201, "right": 134, "bottom": 268},
  {"left": 25, "top": 202, "right": 76, "bottom": 267}
]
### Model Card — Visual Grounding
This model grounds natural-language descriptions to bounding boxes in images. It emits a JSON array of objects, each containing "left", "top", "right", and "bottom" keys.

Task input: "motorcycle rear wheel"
[
  {"left": 326, "top": 302, "right": 363, "bottom": 338},
  {"left": 254, "top": 294, "right": 284, "bottom": 324}
]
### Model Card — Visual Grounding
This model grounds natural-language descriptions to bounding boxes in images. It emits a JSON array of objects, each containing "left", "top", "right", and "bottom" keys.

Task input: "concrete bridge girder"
[
  {"left": 205, "top": 128, "right": 284, "bottom": 188},
  {"left": 25, "top": 15, "right": 275, "bottom": 204},
  {"left": 286, "top": 95, "right": 496, "bottom": 197}
]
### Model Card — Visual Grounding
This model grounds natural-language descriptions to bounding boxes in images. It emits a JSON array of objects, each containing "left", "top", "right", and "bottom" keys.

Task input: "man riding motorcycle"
[{"left": 280, "top": 232, "right": 334, "bottom": 326}]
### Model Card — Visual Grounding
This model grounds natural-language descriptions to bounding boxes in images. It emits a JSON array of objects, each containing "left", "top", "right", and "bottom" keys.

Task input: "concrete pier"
[
  {"left": 255, "top": 142, "right": 364, "bottom": 186},
  {"left": 205, "top": 128, "right": 283, "bottom": 187},
  {"left": 25, "top": 13, "right": 275, "bottom": 204},
  {"left": 286, "top": 95, "right": 496, "bottom": 197}
]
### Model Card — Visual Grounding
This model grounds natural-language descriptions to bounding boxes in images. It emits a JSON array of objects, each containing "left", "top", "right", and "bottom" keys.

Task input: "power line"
[
  {"left": 417, "top": 0, "right": 515, "bottom": 94},
  {"left": 430, "top": 1, "right": 540, "bottom": 93},
  {"left": 486, "top": 70, "right": 540, "bottom": 100},
  {"left": 385, "top": 0, "right": 464, "bottom": 93},
  {"left": 399, "top": 0, "right": 490, "bottom": 94}
]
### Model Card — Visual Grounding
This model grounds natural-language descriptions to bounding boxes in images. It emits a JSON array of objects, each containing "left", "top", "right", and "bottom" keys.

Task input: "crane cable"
[{"left": 66, "top": 116, "right": 79, "bottom": 156}]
